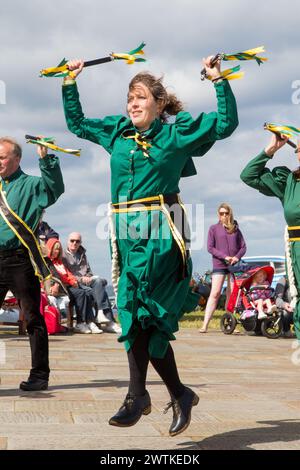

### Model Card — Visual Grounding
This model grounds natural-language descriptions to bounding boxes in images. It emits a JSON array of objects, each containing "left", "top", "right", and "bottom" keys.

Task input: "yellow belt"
[
  {"left": 111, "top": 194, "right": 189, "bottom": 279},
  {"left": 288, "top": 226, "right": 300, "bottom": 242}
]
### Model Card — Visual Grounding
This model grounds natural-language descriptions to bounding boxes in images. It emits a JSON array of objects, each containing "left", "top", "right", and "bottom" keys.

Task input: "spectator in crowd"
[
  {"left": 199, "top": 203, "right": 246, "bottom": 332},
  {"left": 36, "top": 211, "right": 59, "bottom": 256},
  {"left": 45, "top": 238, "right": 102, "bottom": 334},
  {"left": 63, "top": 232, "right": 121, "bottom": 334},
  {"left": 248, "top": 268, "right": 277, "bottom": 319},
  {"left": 275, "top": 275, "right": 294, "bottom": 337}
]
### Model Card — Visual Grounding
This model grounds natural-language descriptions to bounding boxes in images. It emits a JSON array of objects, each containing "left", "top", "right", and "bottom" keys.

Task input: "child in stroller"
[
  {"left": 248, "top": 269, "right": 277, "bottom": 319},
  {"left": 221, "top": 265, "right": 283, "bottom": 338}
]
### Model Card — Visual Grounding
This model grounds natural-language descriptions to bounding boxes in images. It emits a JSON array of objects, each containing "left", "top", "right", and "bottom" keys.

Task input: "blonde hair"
[{"left": 218, "top": 203, "right": 236, "bottom": 234}]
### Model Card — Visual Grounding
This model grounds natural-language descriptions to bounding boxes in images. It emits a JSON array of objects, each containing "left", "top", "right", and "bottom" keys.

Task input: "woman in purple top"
[{"left": 199, "top": 203, "right": 246, "bottom": 332}]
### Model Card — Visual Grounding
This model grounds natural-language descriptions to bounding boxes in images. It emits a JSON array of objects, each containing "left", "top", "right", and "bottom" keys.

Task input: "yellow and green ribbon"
[
  {"left": 26, "top": 136, "right": 81, "bottom": 157},
  {"left": 223, "top": 46, "right": 268, "bottom": 65},
  {"left": 264, "top": 123, "right": 300, "bottom": 139},
  {"left": 264, "top": 122, "right": 300, "bottom": 150},
  {"left": 111, "top": 42, "right": 146, "bottom": 64},
  {"left": 206, "top": 65, "right": 244, "bottom": 81}
]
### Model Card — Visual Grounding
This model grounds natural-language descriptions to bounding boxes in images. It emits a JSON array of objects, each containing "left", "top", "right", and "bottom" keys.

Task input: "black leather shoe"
[
  {"left": 19, "top": 378, "right": 48, "bottom": 391},
  {"left": 109, "top": 391, "right": 151, "bottom": 427},
  {"left": 164, "top": 386, "right": 199, "bottom": 437}
]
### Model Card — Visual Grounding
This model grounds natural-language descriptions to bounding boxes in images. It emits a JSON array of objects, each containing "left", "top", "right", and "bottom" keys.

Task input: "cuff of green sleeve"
[
  {"left": 62, "top": 78, "right": 76, "bottom": 86},
  {"left": 39, "top": 154, "right": 58, "bottom": 166},
  {"left": 260, "top": 149, "right": 273, "bottom": 159},
  {"left": 214, "top": 78, "right": 228, "bottom": 87}
]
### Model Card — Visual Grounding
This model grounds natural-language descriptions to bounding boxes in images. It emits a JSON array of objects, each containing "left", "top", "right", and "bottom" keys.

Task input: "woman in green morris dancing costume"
[
  {"left": 61, "top": 56, "right": 238, "bottom": 436},
  {"left": 241, "top": 133, "right": 300, "bottom": 342}
]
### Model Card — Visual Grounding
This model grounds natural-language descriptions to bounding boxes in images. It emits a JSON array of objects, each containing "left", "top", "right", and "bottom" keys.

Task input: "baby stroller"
[{"left": 220, "top": 265, "right": 283, "bottom": 339}]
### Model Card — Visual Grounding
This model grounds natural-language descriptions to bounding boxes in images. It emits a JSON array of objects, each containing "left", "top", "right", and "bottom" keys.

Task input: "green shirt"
[
  {"left": 0, "top": 155, "right": 64, "bottom": 249},
  {"left": 62, "top": 80, "right": 238, "bottom": 203},
  {"left": 240, "top": 150, "right": 300, "bottom": 226}
]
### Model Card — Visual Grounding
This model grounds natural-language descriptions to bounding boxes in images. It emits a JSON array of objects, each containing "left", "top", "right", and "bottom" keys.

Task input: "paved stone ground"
[{"left": 0, "top": 327, "right": 300, "bottom": 450}]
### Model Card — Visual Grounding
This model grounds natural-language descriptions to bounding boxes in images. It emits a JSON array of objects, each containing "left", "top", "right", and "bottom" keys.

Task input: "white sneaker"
[
  {"left": 88, "top": 322, "right": 103, "bottom": 334},
  {"left": 74, "top": 322, "right": 91, "bottom": 334},
  {"left": 257, "top": 312, "right": 267, "bottom": 320},
  {"left": 102, "top": 321, "right": 122, "bottom": 334},
  {"left": 96, "top": 309, "right": 110, "bottom": 324}
]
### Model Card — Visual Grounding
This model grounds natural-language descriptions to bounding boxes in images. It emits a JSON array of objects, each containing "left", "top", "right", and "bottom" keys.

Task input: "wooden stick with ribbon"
[
  {"left": 264, "top": 123, "right": 300, "bottom": 152},
  {"left": 25, "top": 135, "right": 81, "bottom": 157},
  {"left": 201, "top": 46, "right": 267, "bottom": 81},
  {"left": 40, "top": 42, "right": 146, "bottom": 78}
]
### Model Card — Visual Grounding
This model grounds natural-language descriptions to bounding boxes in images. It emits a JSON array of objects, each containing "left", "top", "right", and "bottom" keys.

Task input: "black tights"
[{"left": 127, "top": 326, "right": 185, "bottom": 399}]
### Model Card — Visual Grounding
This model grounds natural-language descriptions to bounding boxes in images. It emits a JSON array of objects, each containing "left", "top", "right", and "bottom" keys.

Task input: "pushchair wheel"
[
  {"left": 220, "top": 313, "right": 237, "bottom": 334},
  {"left": 261, "top": 316, "right": 283, "bottom": 339}
]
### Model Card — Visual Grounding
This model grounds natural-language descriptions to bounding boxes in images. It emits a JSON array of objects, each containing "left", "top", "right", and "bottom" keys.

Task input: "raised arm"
[
  {"left": 240, "top": 134, "right": 291, "bottom": 201},
  {"left": 34, "top": 142, "right": 64, "bottom": 209},
  {"left": 61, "top": 59, "right": 125, "bottom": 153}
]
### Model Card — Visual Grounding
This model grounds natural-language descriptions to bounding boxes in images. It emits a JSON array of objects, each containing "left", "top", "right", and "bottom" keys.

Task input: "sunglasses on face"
[
  {"left": 219, "top": 211, "right": 229, "bottom": 216},
  {"left": 69, "top": 239, "right": 81, "bottom": 244}
]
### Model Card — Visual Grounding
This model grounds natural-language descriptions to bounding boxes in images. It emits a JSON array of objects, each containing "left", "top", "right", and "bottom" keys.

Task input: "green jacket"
[
  {"left": 240, "top": 150, "right": 299, "bottom": 225},
  {"left": 0, "top": 155, "right": 64, "bottom": 249},
  {"left": 62, "top": 80, "right": 238, "bottom": 203}
]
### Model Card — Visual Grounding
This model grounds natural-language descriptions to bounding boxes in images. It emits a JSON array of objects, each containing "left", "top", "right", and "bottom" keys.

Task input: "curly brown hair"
[{"left": 128, "top": 72, "right": 184, "bottom": 122}]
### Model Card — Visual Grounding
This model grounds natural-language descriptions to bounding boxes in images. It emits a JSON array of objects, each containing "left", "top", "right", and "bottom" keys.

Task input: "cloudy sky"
[{"left": 1, "top": 0, "right": 300, "bottom": 279}]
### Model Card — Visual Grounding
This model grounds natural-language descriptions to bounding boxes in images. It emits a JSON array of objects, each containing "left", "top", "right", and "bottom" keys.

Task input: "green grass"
[{"left": 180, "top": 308, "right": 226, "bottom": 330}]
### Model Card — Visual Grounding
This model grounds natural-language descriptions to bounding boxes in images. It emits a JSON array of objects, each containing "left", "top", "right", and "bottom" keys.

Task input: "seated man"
[{"left": 63, "top": 233, "right": 121, "bottom": 334}]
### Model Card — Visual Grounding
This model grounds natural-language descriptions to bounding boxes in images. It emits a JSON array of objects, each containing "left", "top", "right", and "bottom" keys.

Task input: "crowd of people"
[{"left": 38, "top": 223, "right": 121, "bottom": 335}]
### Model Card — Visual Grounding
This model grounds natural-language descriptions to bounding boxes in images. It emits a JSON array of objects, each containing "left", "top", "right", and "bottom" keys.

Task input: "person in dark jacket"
[
  {"left": 199, "top": 203, "right": 246, "bottom": 332},
  {"left": 36, "top": 214, "right": 59, "bottom": 256},
  {"left": 37, "top": 219, "right": 59, "bottom": 242}
]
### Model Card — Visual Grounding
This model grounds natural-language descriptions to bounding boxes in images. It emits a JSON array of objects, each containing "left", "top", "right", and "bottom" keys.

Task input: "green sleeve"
[
  {"left": 174, "top": 80, "right": 238, "bottom": 156},
  {"left": 62, "top": 82, "right": 126, "bottom": 154},
  {"left": 240, "top": 150, "right": 290, "bottom": 201},
  {"left": 36, "top": 155, "right": 65, "bottom": 209}
]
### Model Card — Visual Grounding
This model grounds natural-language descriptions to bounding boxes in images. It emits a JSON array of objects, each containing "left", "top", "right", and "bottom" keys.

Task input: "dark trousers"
[
  {"left": 80, "top": 278, "right": 114, "bottom": 322},
  {"left": 0, "top": 249, "right": 49, "bottom": 380},
  {"left": 68, "top": 285, "right": 95, "bottom": 323}
]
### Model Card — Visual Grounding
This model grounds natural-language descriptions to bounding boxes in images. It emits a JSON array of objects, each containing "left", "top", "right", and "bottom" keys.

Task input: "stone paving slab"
[{"left": 1, "top": 328, "right": 300, "bottom": 449}]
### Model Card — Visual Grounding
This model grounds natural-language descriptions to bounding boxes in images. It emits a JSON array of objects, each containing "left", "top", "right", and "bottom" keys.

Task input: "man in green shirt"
[{"left": 0, "top": 136, "right": 64, "bottom": 391}]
